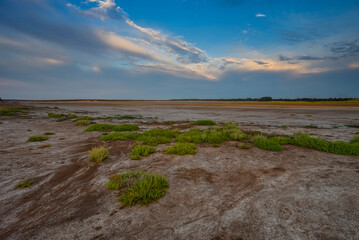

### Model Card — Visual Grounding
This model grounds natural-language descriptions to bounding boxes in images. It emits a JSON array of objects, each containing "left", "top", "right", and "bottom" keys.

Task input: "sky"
[{"left": 0, "top": 0, "right": 359, "bottom": 100}]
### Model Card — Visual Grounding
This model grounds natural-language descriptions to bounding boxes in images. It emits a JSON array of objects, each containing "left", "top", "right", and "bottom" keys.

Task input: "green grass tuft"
[
  {"left": 280, "top": 125, "right": 288, "bottom": 130},
  {"left": 193, "top": 120, "right": 216, "bottom": 125},
  {"left": 130, "top": 145, "right": 156, "bottom": 160},
  {"left": 269, "top": 136, "right": 292, "bottom": 145},
  {"left": 85, "top": 124, "right": 139, "bottom": 132},
  {"left": 47, "top": 112, "right": 63, "bottom": 118},
  {"left": 44, "top": 132, "right": 55, "bottom": 135},
  {"left": 350, "top": 136, "right": 359, "bottom": 144},
  {"left": 67, "top": 113, "right": 78, "bottom": 119},
  {"left": 254, "top": 137, "right": 283, "bottom": 151},
  {"left": 28, "top": 136, "right": 48, "bottom": 142},
  {"left": 106, "top": 170, "right": 169, "bottom": 206},
  {"left": 165, "top": 142, "right": 196, "bottom": 155},
  {"left": 291, "top": 132, "right": 359, "bottom": 155},
  {"left": 101, "top": 132, "right": 140, "bottom": 141},
  {"left": 16, "top": 179, "right": 34, "bottom": 188},
  {"left": 0, "top": 107, "right": 22, "bottom": 116},
  {"left": 74, "top": 119, "right": 91, "bottom": 126},
  {"left": 238, "top": 144, "right": 251, "bottom": 149},
  {"left": 88, "top": 146, "right": 109, "bottom": 163}
]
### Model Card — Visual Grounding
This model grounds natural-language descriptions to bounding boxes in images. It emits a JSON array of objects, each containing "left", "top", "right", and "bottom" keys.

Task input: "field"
[{"left": 1, "top": 100, "right": 359, "bottom": 239}]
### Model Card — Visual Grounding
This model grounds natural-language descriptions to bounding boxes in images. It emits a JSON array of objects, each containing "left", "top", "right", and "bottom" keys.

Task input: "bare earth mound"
[{"left": 0, "top": 101, "right": 358, "bottom": 239}]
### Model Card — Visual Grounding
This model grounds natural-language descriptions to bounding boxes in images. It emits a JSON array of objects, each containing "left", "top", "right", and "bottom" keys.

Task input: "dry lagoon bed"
[{"left": 0, "top": 101, "right": 359, "bottom": 239}]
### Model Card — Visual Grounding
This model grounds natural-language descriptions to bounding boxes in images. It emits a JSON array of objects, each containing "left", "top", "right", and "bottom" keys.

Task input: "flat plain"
[{"left": 1, "top": 100, "right": 359, "bottom": 240}]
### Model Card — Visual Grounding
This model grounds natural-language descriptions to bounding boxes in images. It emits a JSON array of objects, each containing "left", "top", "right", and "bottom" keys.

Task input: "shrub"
[
  {"left": 38, "top": 144, "right": 51, "bottom": 148},
  {"left": 130, "top": 145, "right": 156, "bottom": 160},
  {"left": 106, "top": 170, "right": 169, "bottom": 206},
  {"left": 75, "top": 120, "right": 91, "bottom": 126},
  {"left": 238, "top": 144, "right": 251, "bottom": 149},
  {"left": 88, "top": 146, "right": 109, "bottom": 163},
  {"left": 254, "top": 138, "right": 283, "bottom": 152},
  {"left": 101, "top": 132, "right": 140, "bottom": 141},
  {"left": 28, "top": 136, "right": 48, "bottom": 142},
  {"left": 16, "top": 179, "right": 34, "bottom": 188},
  {"left": 47, "top": 112, "right": 63, "bottom": 118},
  {"left": 193, "top": 120, "right": 216, "bottom": 125},
  {"left": 291, "top": 132, "right": 359, "bottom": 156},
  {"left": 85, "top": 124, "right": 139, "bottom": 132},
  {"left": 0, "top": 107, "right": 22, "bottom": 116},
  {"left": 44, "top": 132, "right": 55, "bottom": 135},
  {"left": 165, "top": 142, "right": 196, "bottom": 155}
]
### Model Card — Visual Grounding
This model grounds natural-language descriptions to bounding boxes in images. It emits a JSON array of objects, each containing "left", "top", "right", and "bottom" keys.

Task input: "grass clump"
[
  {"left": 130, "top": 145, "right": 156, "bottom": 160},
  {"left": 254, "top": 137, "right": 283, "bottom": 152},
  {"left": 291, "top": 132, "right": 359, "bottom": 156},
  {"left": 305, "top": 114, "right": 312, "bottom": 117},
  {"left": 165, "top": 142, "right": 196, "bottom": 155},
  {"left": 85, "top": 124, "right": 139, "bottom": 132},
  {"left": 135, "top": 128, "right": 179, "bottom": 146},
  {"left": 101, "top": 132, "right": 140, "bottom": 141},
  {"left": 193, "top": 120, "right": 216, "bottom": 126},
  {"left": 16, "top": 179, "right": 34, "bottom": 188},
  {"left": 280, "top": 125, "right": 288, "bottom": 130},
  {"left": 74, "top": 120, "right": 91, "bottom": 126},
  {"left": 38, "top": 144, "right": 51, "bottom": 148},
  {"left": 290, "top": 113, "right": 296, "bottom": 116},
  {"left": 44, "top": 132, "right": 55, "bottom": 135},
  {"left": 117, "top": 115, "right": 142, "bottom": 120},
  {"left": 238, "top": 144, "right": 251, "bottom": 149},
  {"left": 28, "top": 136, "right": 48, "bottom": 142},
  {"left": 0, "top": 107, "right": 22, "bottom": 116},
  {"left": 269, "top": 136, "right": 292, "bottom": 145},
  {"left": 349, "top": 136, "right": 359, "bottom": 144},
  {"left": 67, "top": 113, "right": 77, "bottom": 119},
  {"left": 106, "top": 170, "right": 169, "bottom": 206},
  {"left": 47, "top": 112, "right": 63, "bottom": 118},
  {"left": 88, "top": 146, "right": 109, "bottom": 163}
]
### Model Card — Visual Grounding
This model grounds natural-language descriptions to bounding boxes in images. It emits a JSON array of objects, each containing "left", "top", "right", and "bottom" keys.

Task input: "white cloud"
[{"left": 256, "top": 13, "right": 266, "bottom": 17}]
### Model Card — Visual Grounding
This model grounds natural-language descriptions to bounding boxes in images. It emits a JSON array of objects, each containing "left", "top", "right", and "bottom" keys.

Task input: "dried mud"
[{"left": 0, "top": 101, "right": 358, "bottom": 239}]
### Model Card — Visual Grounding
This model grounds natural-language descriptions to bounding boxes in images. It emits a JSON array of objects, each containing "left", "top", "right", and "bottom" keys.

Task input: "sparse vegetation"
[
  {"left": 74, "top": 120, "right": 91, "bottom": 126},
  {"left": 269, "top": 136, "right": 292, "bottom": 145},
  {"left": 0, "top": 107, "right": 22, "bottom": 116},
  {"left": 291, "top": 132, "right": 359, "bottom": 155},
  {"left": 350, "top": 136, "right": 359, "bottom": 144},
  {"left": 44, "top": 132, "right": 55, "bottom": 135},
  {"left": 16, "top": 179, "right": 34, "bottom": 188},
  {"left": 280, "top": 125, "right": 288, "bottom": 130},
  {"left": 101, "top": 132, "right": 140, "bottom": 141},
  {"left": 47, "top": 112, "right": 63, "bottom": 118},
  {"left": 254, "top": 137, "right": 283, "bottom": 152},
  {"left": 130, "top": 145, "right": 156, "bottom": 160},
  {"left": 165, "top": 142, "right": 196, "bottom": 155},
  {"left": 85, "top": 124, "right": 139, "bottom": 132},
  {"left": 355, "top": 132, "right": 359, "bottom": 135},
  {"left": 67, "top": 113, "right": 78, "bottom": 119},
  {"left": 76, "top": 116, "right": 93, "bottom": 121},
  {"left": 0, "top": 121, "right": 3, "bottom": 124},
  {"left": 117, "top": 115, "right": 142, "bottom": 120},
  {"left": 290, "top": 113, "right": 296, "bottom": 116},
  {"left": 135, "top": 129, "right": 179, "bottom": 146},
  {"left": 305, "top": 114, "right": 312, "bottom": 117},
  {"left": 238, "top": 144, "right": 251, "bottom": 149},
  {"left": 345, "top": 125, "right": 359, "bottom": 128},
  {"left": 106, "top": 170, "right": 169, "bottom": 206},
  {"left": 38, "top": 144, "right": 51, "bottom": 148},
  {"left": 193, "top": 120, "right": 216, "bottom": 125},
  {"left": 88, "top": 146, "right": 109, "bottom": 163},
  {"left": 28, "top": 136, "right": 48, "bottom": 142}
]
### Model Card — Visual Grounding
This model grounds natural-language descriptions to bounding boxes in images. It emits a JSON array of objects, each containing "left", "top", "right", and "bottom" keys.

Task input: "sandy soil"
[{"left": 0, "top": 101, "right": 358, "bottom": 240}]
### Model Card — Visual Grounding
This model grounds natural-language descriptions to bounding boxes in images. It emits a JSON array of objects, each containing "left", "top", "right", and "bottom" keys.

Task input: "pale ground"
[{"left": 0, "top": 101, "right": 358, "bottom": 239}]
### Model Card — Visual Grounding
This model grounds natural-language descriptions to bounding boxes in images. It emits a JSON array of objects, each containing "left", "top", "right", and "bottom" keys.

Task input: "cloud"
[
  {"left": 328, "top": 39, "right": 359, "bottom": 57},
  {"left": 0, "top": 78, "right": 29, "bottom": 87},
  {"left": 256, "top": 13, "right": 266, "bottom": 17},
  {"left": 254, "top": 60, "right": 268, "bottom": 65}
]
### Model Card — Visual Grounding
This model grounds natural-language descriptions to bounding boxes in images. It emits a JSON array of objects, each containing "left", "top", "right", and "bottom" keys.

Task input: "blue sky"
[{"left": 0, "top": 0, "right": 358, "bottom": 99}]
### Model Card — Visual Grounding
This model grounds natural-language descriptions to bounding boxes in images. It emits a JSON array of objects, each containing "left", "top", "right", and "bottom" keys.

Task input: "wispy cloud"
[{"left": 256, "top": 13, "right": 266, "bottom": 17}]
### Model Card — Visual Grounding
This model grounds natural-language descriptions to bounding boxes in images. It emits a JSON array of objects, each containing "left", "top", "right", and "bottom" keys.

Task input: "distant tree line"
[{"left": 169, "top": 97, "right": 357, "bottom": 102}]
